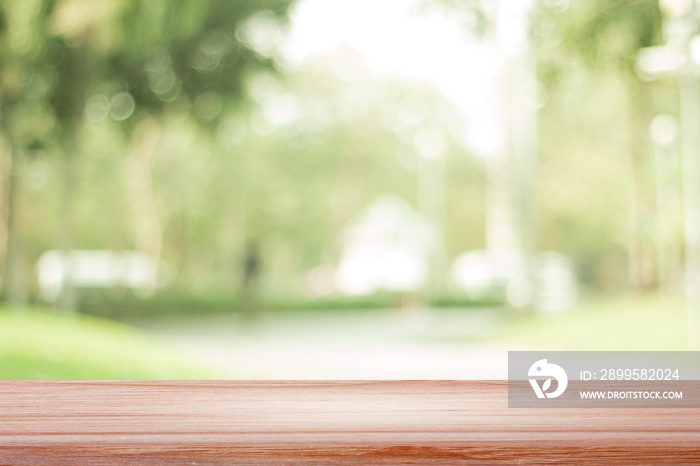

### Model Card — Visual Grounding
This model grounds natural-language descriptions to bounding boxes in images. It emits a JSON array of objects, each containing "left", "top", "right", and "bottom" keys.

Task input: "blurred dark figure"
[{"left": 241, "top": 240, "right": 262, "bottom": 322}]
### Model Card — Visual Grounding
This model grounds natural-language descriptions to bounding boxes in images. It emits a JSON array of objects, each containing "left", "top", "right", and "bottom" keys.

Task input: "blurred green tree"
[
  {"left": 0, "top": 0, "right": 292, "bottom": 309},
  {"left": 535, "top": 0, "right": 664, "bottom": 290},
  {"left": 0, "top": 0, "right": 60, "bottom": 306}
]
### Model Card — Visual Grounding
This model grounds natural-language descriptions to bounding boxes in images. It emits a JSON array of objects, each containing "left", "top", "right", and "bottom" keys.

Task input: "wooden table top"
[{"left": 0, "top": 380, "right": 698, "bottom": 464}]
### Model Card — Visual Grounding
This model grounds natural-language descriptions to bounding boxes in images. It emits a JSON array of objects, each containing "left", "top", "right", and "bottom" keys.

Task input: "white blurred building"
[
  {"left": 450, "top": 250, "right": 579, "bottom": 313},
  {"left": 334, "top": 196, "right": 433, "bottom": 295},
  {"left": 37, "top": 250, "right": 160, "bottom": 301}
]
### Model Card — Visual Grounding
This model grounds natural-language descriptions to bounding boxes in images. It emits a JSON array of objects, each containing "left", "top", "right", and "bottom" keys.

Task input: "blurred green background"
[{"left": 0, "top": 0, "right": 697, "bottom": 379}]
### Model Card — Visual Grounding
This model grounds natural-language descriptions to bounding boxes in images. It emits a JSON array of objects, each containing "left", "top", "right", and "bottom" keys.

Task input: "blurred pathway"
[{"left": 126, "top": 308, "right": 517, "bottom": 379}]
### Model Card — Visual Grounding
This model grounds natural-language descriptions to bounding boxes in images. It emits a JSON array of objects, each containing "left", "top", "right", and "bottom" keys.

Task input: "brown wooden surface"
[{"left": 0, "top": 380, "right": 698, "bottom": 464}]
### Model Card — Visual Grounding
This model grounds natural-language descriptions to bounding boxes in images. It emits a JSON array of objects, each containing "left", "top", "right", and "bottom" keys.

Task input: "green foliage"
[
  {"left": 104, "top": 0, "right": 292, "bottom": 126},
  {"left": 0, "top": 0, "right": 684, "bottom": 304},
  {"left": 533, "top": 0, "right": 670, "bottom": 289},
  {"left": 75, "top": 289, "right": 498, "bottom": 319},
  {"left": 536, "top": 0, "right": 662, "bottom": 80},
  {"left": 0, "top": 0, "right": 295, "bottom": 304}
]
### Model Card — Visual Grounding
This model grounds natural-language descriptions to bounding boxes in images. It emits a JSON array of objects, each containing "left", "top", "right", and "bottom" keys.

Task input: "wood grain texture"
[{"left": 0, "top": 381, "right": 698, "bottom": 464}]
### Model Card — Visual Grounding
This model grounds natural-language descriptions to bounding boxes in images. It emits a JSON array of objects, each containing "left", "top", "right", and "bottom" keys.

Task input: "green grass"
[
  {"left": 0, "top": 307, "right": 217, "bottom": 379},
  {"left": 496, "top": 294, "right": 689, "bottom": 350}
]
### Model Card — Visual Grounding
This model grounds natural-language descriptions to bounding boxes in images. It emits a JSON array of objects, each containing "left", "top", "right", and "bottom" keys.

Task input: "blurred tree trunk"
[
  {"left": 0, "top": 122, "right": 23, "bottom": 306},
  {"left": 215, "top": 150, "right": 243, "bottom": 290},
  {"left": 626, "top": 76, "right": 657, "bottom": 291},
  {"left": 125, "top": 116, "right": 163, "bottom": 268},
  {"left": 56, "top": 39, "right": 94, "bottom": 312},
  {"left": 325, "top": 159, "right": 366, "bottom": 263},
  {"left": 57, "top": 137, "right": 78, "bottom": 312},
  {"left": 0, "top": 129, "right": 11, "bottom": 293},
  {"left": 163, "top": 209, "right": 190, "bottom": 288}
]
